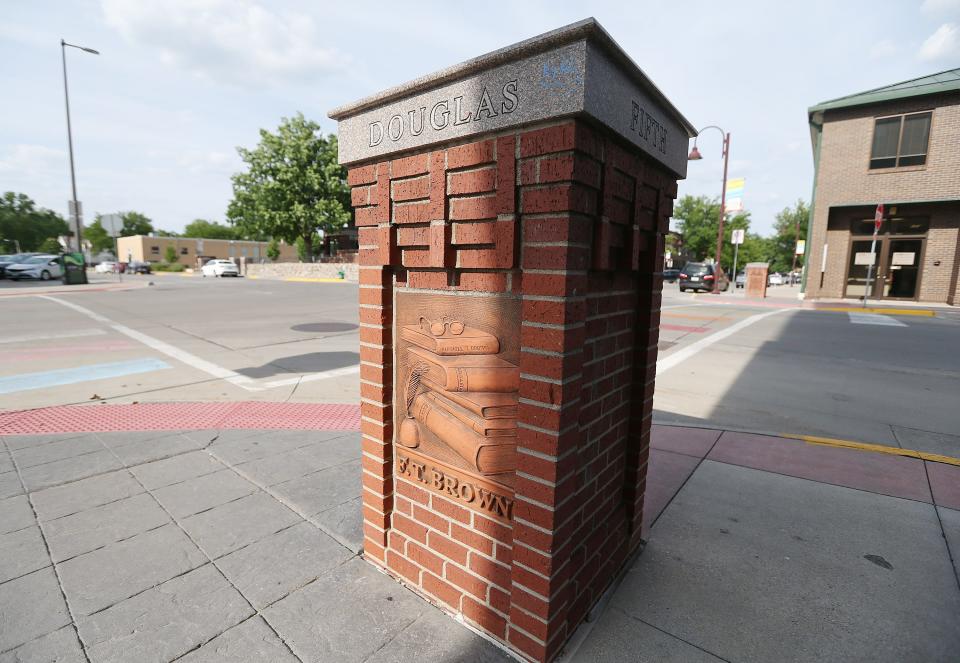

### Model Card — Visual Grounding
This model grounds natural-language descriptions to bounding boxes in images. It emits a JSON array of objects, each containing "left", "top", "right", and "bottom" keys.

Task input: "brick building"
[{"left": 804, "top": 68, "right": 960, "bottom": 305}]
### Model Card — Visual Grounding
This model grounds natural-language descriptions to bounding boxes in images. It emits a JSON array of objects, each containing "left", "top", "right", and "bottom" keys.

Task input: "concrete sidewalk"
[{"left": 1, "top": 425, "right": 958, "bottom": 662}]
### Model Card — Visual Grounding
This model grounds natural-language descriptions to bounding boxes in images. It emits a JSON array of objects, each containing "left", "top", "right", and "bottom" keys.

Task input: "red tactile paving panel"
[
  {"left": 927, "top": 461, "right": 960, "bottom": 511},
  {"left": 0, "top": 402, "right": 360, "bottom": 435},
  {"left": 650, "top": 425, "right": 722, "bottom": 459}
]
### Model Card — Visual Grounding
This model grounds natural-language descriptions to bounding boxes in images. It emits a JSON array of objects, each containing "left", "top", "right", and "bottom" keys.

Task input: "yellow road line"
[
  {"left": 814, "top": 307, "right": 935, "bottom": 317},
  {"left": 782, "top": 433, "right": 960, "bottom": 467}
]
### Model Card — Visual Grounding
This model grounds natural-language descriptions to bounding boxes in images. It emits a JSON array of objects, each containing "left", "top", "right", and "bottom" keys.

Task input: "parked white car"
[
  {"left": 95, "top": 261, "right": 117, "bottom": 273},
  {"left": 768, "top": 272, "right": 784, "bottom": 286},
  {"left": 6, "top": 255, "right": 63, "bottom": 281},
  {"left": 201, "top": 259, "right": 239, "bottom": 277}
]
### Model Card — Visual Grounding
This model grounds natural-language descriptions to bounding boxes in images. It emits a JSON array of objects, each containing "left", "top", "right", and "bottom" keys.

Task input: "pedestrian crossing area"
[{"left": 847, "top": 312, "right": 908, "bottom": 326}]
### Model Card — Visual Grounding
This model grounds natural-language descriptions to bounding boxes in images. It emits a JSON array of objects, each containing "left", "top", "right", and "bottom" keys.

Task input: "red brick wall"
[{"left": 350, "top": 118, "right": 676, "bottom": 662}]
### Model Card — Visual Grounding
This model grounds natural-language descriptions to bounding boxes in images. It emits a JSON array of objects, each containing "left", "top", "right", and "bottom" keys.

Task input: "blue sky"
[{"left": 2, "top": 0, "right": 958, "bottom": 236}]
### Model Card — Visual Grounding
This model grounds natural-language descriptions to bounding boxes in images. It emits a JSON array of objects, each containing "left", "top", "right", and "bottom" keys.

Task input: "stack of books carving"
[{"left": 400, "top": 322, "right": 519, "bottom": 475}]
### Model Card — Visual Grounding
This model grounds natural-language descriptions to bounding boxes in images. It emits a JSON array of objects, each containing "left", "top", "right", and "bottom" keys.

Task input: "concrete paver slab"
[
  {"left": 217, "top": 521, "right": 354, "bottom": 609},
  {"left": 44, "top": 492, "right": 170, "bottom": 562},
  {"left": 0, "top": 471, "right": 23, "bottom": 500},
  {"left": 296, "top": 433, "right": 361, "bottom": 469},
  {"left": 607, "top": 460, "right": 960, "bottom": 663},
  {"left": 571, "top": 606, "right": 725, "bottom": 662},
  {"left": 708, "top": 431, "right": 932, "bottom": 503},
  {"left": 181, "top": 491, "right": 301, "bottom": 559},
  {"left": 0, "top": 567, "right": 71, "bottom": 651},
  {"left": 365, "top": 602, "right": 513, "bottom": 663},
  {"left": 650, "top": 425, "right": 721, "bottom": 459},
  {"left": 177, "top": 616, "right": 299, "bottom": 662},
  {"left": 312, "top": 496, "right": 363, "bottom": 553},
  {"left": 77, "top": 563, "right": 253, "bottom": 663},
  {"left": 3, "top": 433, "right": 88, "bottom": 452},
  {"left": 272, "top": 459, "right": 361, "bottom": 517},
  {"left": 110, "top": 433, "right": 203, "bottom": 466},
  {"left": 10, "top": 435, "right": 104, "bottom": 469},
  {"left": 927, "top": 462, "right": 960, "bottom": 511},
  {"left": 0, "top": 526, "right": 49, "bottom": 584},
  {"left": 31, "top": 468, "right": 142, "bottom": 521},
  {"left": 19, "top": 450, "right": 123, "bottom": 492},
  {"left": 152, "top": 468, "right": 257, "bottom": 518},
  {"left": 235, "top": 433, "right": 359, "bottom": 488},
  {"left": 58, "top": 523, "right": 206, "bottom": 616},
  {"left": 263, "top": 557, "right": 426, "bottom": 663},
  {"left": 937, "top": 506, "right": 960, "bottom": 583},
  {"left": 95, "top": 430, "right": 188, "bottom": 448},
  {"left": 130, "top": 450, "right": 224, "bottom": 490},
  {"left": 642, "top": 449, "right": 700, "bottom": 536},
  {"left": 0, "top": 625, "right": 84, "bottom": 663},
  {"left": 0, "top": 495, "right": 35, "bottom": 535},
  {"left": 0, "top": 452, "right": 12, "bottom": 475},
  {"left": 209, "top": 430, "right": 320, "bottom": 465}
]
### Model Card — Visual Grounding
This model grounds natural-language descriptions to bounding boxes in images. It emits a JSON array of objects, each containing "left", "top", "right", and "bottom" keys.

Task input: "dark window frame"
[{"left": 869, "top": 111, "right": 932, "bottom": 170}]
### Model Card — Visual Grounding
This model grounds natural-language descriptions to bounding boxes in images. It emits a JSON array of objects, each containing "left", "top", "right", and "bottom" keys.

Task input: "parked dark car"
[
  {"left": 128, "top": 261, "right": 152, "bottom": 274},
  {"left": 662, "top": 268, "right": 681, "bottom": 283},
  {"left": 679, "top": 262, "right": 729, "bottom": 292}
]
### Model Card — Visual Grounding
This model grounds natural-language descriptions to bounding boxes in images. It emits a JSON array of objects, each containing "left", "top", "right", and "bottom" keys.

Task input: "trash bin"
[{"left": 61, "top": 252, "right": 88, "bottom": 285}]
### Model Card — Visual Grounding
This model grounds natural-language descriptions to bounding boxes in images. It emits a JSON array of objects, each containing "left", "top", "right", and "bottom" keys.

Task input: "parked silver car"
[{"left": 6, "top": 255, "right": 63, "bottom": 281}]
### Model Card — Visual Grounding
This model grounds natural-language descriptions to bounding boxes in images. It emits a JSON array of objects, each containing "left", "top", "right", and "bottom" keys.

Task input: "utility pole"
[{"left": 60, "top": 39, "right": 99, "bottom": 256}]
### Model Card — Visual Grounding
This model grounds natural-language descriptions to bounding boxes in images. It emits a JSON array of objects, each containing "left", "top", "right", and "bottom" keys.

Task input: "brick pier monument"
[{"left": 330, "top": 18, "right": 694, "bottom": 662}]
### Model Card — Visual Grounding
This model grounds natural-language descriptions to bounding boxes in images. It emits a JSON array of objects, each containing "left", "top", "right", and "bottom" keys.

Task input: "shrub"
[{"left": 153, "top": 262, "right": 186, "bottom": 272}]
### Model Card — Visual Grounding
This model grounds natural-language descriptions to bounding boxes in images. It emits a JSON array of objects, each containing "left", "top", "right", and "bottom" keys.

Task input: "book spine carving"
[{"left": 400, "top": 316, "right": 519, "bottom": 476}]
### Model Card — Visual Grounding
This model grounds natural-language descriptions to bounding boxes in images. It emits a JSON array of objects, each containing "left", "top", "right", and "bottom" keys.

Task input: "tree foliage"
[
  {"left": 227, "top": 113, "right": 350, "bottom": 261},
  {"left": 672, "top": 195, "right": 752, "bottom": 273},
  {"left": 183, "top": 219, "right": 237, "bottom": 240},
  {"left": 769, "top": 200, "right": 810, "bottom": 273},
  {"left": 85, "top": 217, "right": 115, "bottom": 253},
  {"left": 119, "top": 211, "right": 154, "bottom": 236},
  {"left": 164, "top": 245, "right": 178, "bottom": 263},
  {"left": 266, "top": 237, "right": 280, "bottom": 261},
  {"left": 39, "top": 238, "right": 63, "bottom": 254},
  {"left": 0, "top": 192, "right": 70, "bottom": 252}
]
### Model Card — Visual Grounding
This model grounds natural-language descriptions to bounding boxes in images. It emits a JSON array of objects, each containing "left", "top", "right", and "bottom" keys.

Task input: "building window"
[
  {"left": 869, "top": 111, "right": 932, "bottom": 169},
  {"left": 150, "top": 246, "right": 159, "bottom": 255},
  {"left": 180, "top": 247, "right": 188, "bottom": 255}
]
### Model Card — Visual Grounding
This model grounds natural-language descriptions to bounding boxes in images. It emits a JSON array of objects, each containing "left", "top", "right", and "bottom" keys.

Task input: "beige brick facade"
[
  {"left": 806, "top": 91, "right": 960, "bottom": 305},
  {"left": 115, "top": 235, "right": 298, "bottom": 266}
]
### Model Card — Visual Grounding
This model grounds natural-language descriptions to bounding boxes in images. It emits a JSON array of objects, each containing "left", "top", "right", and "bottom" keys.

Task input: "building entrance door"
[{"left": 845, "top": 237, "right": 924, "bottom": 300}]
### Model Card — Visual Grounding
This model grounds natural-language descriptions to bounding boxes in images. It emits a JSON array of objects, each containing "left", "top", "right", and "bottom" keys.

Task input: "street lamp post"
[
  {"left": 688, "top": 126, "right": 731, "bottom": 294},
  {"left": 61, "top": 39, "right": 99, "bottom": 255}
]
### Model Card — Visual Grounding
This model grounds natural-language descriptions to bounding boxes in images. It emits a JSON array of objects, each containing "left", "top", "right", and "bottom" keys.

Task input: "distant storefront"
[{"left": 804, "top": 69, "right": 960, "bottom": 305}]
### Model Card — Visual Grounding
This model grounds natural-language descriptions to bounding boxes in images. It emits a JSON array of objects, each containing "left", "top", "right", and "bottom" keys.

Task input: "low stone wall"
[{"left": 244, "top": 262, "right": 359, "bottom": 281}]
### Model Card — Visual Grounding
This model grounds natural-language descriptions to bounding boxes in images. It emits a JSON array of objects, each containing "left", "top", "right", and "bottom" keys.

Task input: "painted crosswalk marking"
[
  {"left": 0, "top": 358, "right": 171, "bottom": 394},
  {"left": 847, "top": 312, "right": 907, "bottom": 326}
]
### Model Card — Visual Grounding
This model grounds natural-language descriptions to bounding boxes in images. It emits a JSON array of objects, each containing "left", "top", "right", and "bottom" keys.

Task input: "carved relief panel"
[{"left": 394, "top": 291, "right": 520, "bottom": 521}]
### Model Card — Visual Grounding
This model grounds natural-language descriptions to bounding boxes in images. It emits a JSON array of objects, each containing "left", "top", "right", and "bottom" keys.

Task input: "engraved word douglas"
[{"left": 369, "top": 79, "right": 519, "bottom": 147}]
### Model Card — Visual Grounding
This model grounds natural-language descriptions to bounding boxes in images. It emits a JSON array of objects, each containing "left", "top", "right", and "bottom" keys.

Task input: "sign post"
[
  {"left": 863, "top": 204, "right": 883, "bottom": 308},
  {"left": 101, "top": 213, "right": 124, "bottom": 282},
  {"left": 731, "top": 228, "right": 744, "bottom": 287}
]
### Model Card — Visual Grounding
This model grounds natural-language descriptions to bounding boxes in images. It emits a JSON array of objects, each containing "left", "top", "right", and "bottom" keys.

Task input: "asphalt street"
[{"left": 1, "top": 274, "right": 958, "bottom": 455}]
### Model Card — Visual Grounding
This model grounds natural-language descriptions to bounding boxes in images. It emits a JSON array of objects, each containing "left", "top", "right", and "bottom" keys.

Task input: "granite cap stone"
[{"left": 329, "top": 18, "right": 696, "bottom": 176}]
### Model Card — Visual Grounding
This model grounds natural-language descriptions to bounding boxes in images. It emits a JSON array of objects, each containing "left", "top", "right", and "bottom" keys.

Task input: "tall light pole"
[
  {"left": 61, "top": 39, "right": 99, "bottom": 255},
  {"left": 688, "top": 126, "right": 731, "bottom": 294}
]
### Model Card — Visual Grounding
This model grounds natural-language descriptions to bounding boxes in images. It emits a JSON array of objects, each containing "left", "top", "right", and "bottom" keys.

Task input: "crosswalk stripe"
[{"left": 847, "top": 312, "right": 907, "bottom": 326}]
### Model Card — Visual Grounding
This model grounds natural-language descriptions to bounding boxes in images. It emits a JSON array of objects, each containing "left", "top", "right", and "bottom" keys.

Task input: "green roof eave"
[{"left": 807, "top": 67, "right": 960, "bottom": 116}]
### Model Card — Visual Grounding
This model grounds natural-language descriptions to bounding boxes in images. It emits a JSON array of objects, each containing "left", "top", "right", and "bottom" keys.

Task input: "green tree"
[
  {"left": 38, "top": 238, "right": 62, "bottom": 254},
  {"left": 672, "top": 194, "right": 752, "bottom": 272},
  {"left": 266, "top": 237, "right": 280, "bottom": 261},
  {"left": 85, "top": 217, "right": 116, "bottom": 253},
  {"left": 0, "top": 192, "right": 70, "bottom": 251},
  {"left": 156, "top": 229, "right": 180, "bottom": 237},
  {"left": 227, "top": 113, "right": 350, "bottom": 261},
  {"left": 120, "top": 211, "right": 154, "bottom": 236},
  {"left": 769, "top": 200, "right": 809, "bottom": 274},
  {"left": 164, "top": 245, "right": 178, "bottom": 263},
  {"left": 183, "top": 219, "right": 236, "bottom": 239}
]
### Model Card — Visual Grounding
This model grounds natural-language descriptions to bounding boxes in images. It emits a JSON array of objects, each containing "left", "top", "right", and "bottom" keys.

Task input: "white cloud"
[
  {"left": 100, "top": 0, "right": 350, "bottom": 87},
  {"left": 919, "top": 22, "right": 960, "bottom": 60},
  {"left": 869, "top": 39, "right": 898, "bottom": 59},
  {"left": 921, "top": 0, "right": 960, "bottom": 16},
  {"left": 0, "top": 144, "right": 65, "bottom": 175}
]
